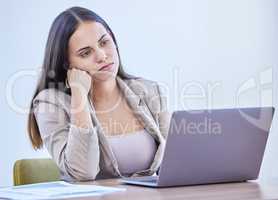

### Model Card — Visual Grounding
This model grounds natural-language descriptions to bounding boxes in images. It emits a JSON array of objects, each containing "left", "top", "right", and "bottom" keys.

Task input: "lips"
[{"left": 99, "top": 63, "right": 114, "bottom": 71}]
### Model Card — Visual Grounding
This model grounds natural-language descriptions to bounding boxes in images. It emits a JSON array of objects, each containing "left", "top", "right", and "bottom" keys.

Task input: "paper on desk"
[{"left": 0, "top": 181, "right": 126, "bottom": 200}]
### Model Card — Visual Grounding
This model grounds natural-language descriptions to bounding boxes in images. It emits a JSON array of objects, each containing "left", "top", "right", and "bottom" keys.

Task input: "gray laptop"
[{"left": 121, "top": 107, "right": 275, "bottom": 187}]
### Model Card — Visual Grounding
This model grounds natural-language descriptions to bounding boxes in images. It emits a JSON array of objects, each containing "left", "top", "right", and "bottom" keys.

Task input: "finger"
[
  {"left": 67, "top": 69, "right": 71, "bottom": 78},
  {"left": 68, "top": 64, "right": 75, "bottom": 69},
  {"left": 73, "top": 65, "right": 84, "bottom": 71},
  {"left": 76, "top": 68, "right": 91, "bottom": 77},
  {"left": 69, "top": 64, "right": 78, "bottom": 70}
]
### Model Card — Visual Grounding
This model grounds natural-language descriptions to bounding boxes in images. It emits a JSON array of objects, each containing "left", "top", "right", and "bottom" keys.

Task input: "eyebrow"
[{"left": 76, "top": 34, "right": 107, "bottom": 53}]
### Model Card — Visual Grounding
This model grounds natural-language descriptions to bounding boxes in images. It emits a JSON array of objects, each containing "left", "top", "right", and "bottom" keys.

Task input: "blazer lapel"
[{"left": 116, "top": 77, "right": 162, "bottom": 141}]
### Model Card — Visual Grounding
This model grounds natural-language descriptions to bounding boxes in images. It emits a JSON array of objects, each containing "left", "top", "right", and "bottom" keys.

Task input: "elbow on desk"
[{"left": 62, "top": 161, "right": 100, "bottom": 181}]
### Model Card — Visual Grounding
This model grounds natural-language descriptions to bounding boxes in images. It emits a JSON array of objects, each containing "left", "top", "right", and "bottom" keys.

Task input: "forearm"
[
  {"left": 70, "top": 89, "right": 93, "bottom": 129},
  {"left": 62, "top": 89, "right": 100, "bottom": 180}
]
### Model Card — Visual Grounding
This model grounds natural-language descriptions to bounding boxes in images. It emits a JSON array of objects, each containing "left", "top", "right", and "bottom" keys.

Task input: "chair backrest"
[{"left": 13, "top": 158, "right": 60, "bottom": 186}]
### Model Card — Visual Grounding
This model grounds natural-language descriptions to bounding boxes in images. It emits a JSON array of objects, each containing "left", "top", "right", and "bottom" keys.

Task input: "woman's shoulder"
[
  {"left": 123, "top": 77, "right": 161, "bottom": 96},
  {"left": 124, "top": 76, "right": 158, "bottom": 85},
  {"left": 122, "top": 77, "right": 167, "bottom": 111}
]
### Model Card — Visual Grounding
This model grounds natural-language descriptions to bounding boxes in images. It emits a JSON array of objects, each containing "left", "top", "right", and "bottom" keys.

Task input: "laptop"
[{"left": 121, "top": 107, "right": 275, "bottom": 187}]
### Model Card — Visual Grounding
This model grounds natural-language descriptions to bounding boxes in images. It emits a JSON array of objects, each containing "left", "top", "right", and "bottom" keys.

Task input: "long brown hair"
[{"left": 28, "top": 6, "right": 134, "bottom": 149}]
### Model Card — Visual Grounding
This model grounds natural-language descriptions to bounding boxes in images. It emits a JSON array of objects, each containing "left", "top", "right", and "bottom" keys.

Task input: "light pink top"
[{"left": 107, "top": 129, "right": 157, "bottom": 176}]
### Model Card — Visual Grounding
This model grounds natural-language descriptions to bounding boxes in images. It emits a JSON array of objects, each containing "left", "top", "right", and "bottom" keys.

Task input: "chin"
[{"left": 93, "top": 71, "right": 117, "bottom": 82}]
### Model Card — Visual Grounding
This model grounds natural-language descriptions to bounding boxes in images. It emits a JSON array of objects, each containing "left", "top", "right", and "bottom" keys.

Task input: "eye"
[
  {"left": 80, "top": 50, "right": 91, "bottom": 58},
  {"left": 100, "top": 39, "right": 109, "bottom": 47}
]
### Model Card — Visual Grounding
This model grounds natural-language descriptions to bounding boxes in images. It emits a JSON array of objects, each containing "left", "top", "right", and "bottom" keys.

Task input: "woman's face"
[{"left": 68, "top": 21, "right": 119, "bottom": 81}]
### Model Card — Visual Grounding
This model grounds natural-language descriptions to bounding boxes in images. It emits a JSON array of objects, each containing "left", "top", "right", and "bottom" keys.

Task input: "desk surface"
[{"left": 73, "top": 178, "right": 278, "bottom": 200}]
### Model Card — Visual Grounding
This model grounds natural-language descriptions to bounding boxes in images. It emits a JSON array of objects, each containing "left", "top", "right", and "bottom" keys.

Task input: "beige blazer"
[{"left": 33, "top": 76, "right": 171, "bottom": 181}]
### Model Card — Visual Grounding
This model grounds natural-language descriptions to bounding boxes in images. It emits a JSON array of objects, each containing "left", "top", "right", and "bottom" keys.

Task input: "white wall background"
[{"left": 0, "top": 0, "right": 277, "bottom": 186}]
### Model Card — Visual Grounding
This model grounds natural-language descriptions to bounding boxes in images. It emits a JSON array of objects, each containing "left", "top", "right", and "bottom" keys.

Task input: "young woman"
[{"left": 27, "top": 6, "right": 171, "bottom": 181}]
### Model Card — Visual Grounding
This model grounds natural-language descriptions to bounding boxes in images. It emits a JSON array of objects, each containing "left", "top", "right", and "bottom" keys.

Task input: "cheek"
[
  {"left": 69, "top": 56, "right": 86, "bottom": 68},
  {"left": 109, "top": 48, "right": 119, "bottom": 63},
  {"left": 75, "top": 57, "right": 96, "bottom": 70}
]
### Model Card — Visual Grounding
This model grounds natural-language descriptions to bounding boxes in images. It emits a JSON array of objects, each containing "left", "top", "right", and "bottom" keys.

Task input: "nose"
[{"left": 94, "top": 48, "right": 107, "bottom": 64}]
